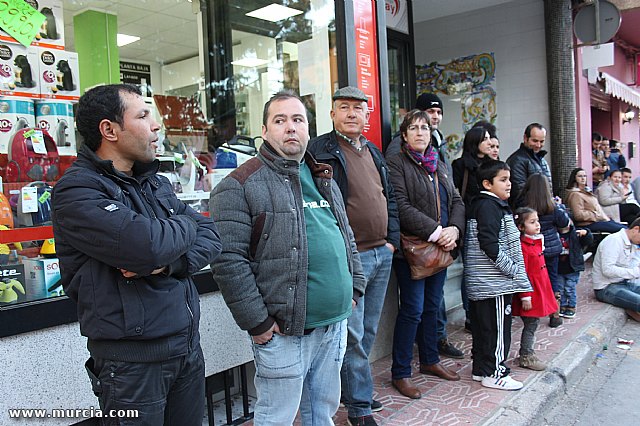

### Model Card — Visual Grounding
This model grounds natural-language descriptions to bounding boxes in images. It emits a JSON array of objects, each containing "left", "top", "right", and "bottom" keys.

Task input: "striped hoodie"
[{"left": 463, "top": 192, "right": 532, "bottom": 301}]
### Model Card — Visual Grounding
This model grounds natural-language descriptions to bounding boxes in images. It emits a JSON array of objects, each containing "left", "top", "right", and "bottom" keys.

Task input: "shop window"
[
  {"left": 207, "top": 0, "right": 338, "bottom": 147},
  {"left": 0, "top": 0, "right": 206, "bottom": 309}
]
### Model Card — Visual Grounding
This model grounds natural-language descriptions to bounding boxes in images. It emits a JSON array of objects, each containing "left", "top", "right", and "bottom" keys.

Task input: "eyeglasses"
[{"left": 407, "top": 124, "right": 430, "bottom": 132}]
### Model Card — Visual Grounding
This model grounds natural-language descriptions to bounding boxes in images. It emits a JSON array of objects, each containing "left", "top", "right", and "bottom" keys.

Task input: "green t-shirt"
[{"left": 300, "top": 162, "right": 352, "bottom": 328}]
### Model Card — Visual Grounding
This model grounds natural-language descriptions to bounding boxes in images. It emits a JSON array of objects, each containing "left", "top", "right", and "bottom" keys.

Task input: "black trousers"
[
  {"left": 469, "top": 294, "right": 512, "bottom": 378},
  {"left": 85, "top": 346, "right": 205, "bottom": 426}
]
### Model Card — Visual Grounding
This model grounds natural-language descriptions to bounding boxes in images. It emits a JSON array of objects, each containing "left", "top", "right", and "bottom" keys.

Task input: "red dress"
[{"left": 512, "top": 235, "right": 558, "bottom": 317}]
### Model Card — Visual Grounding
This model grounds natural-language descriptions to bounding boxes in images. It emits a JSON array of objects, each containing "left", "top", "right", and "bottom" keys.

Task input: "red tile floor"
[
  {"left": 334, "top": 263, "right": 604, "bottom": 425},
  {"left": 228, "top": 263, "right": 609, "bottom": 425}
]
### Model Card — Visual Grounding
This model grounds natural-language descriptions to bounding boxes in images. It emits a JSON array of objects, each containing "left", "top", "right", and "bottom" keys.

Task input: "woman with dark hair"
[
  {"left": 387, "top": 109, "right": 465, "bottom": 399},
  {"left": 521, "top": 173, "right": 570, "bottom": 327},
  {"left": 565, "top": 168, "right": 626, "bottom": 233},
  {"left": 452, "top": 127, "right": 496, "bottom": 206},
  {"left": 472, "top": 120, "right": 499, "bottom": 159},
  {"left": 452, "top": 126, "right": 496, "bottom": 332}
]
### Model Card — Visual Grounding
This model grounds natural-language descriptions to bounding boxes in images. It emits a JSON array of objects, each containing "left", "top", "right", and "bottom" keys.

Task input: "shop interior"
[{"left": 0, "top": 0, "right": 337, "bottom": 310}]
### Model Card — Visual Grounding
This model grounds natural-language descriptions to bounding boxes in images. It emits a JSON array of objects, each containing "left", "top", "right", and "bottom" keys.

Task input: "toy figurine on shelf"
[{"left": 0, "top": 278, "right": 25, "bottom": 303}]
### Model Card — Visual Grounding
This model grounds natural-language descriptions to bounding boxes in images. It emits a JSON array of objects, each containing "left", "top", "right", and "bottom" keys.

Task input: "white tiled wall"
[{"left": 412, "top": 0, "right": 551, "bottom": 162}]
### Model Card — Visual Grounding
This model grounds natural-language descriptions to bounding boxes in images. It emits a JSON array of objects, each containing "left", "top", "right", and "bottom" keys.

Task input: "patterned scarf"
[{"left": 406, "top": 144, "right": 439, "bottom": 173}]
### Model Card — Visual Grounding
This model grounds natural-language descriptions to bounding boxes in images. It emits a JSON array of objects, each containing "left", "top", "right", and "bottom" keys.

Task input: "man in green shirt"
[{"left": 211, "top": 90, "right": 365, "bottom": 425}]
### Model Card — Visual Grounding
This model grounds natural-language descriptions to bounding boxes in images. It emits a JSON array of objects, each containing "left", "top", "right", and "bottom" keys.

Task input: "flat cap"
[{"left": 332, "top": 86, "right": 368, "bottom": 102}]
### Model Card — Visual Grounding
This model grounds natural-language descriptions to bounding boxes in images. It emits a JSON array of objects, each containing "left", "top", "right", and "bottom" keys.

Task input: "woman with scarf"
[{"left": 386, "top": 109, "right": 465, "bottom": 400}]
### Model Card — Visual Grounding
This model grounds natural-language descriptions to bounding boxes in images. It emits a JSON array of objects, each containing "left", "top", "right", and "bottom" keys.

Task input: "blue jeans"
[
  {"left": 392, "top": 258, "right": 447, "bottom": 379},
  {"left": 437, "top": 297, "right": 448, "bottom": 341},
  {"left": 594, "top": 280, "right": 640, "bottom": 312},
  {"left": 545, "top": 255, "right": 560, "bottom": 293},
  {"left": 558, "top": 272, "right": 580, "bottom": 308},
  {"left": 342, "top": 245, "right": 393, "bottom": 417},
  {"left": 252, "top": 319, "right": 347, "bottom": 426},
  {"left": 584, "top": 220, "right": 627, "bottom": 233}
]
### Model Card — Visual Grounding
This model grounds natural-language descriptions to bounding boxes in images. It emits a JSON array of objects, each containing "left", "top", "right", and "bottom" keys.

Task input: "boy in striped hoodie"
[{"left": 463, "top": 160, "right": 532, "bottom": 391}]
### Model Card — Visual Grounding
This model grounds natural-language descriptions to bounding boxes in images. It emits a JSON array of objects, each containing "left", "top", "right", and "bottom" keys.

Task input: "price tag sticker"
[
  {"left": 21, "top": 185, "right": 38, "bottom": 213},
  {"left": 0, "top": 0, "right": 46, "bottom": 48},
  {"left": 30, "top": 129, "right": 47, "bottom": 155}
]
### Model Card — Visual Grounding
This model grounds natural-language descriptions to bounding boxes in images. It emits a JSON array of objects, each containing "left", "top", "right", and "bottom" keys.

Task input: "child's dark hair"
[
  {"left": 477, "top": 159, "right": 510, "bottom": 188},
  {"left": 514, "top": 207, "right": 537, "bottom": 231}
]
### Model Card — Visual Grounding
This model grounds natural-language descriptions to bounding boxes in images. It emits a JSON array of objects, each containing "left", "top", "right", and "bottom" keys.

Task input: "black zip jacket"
[
  {"left": 52, "top": 145, "right": 221, "bottom": 362},
  {"left": 307, "top": 130, "right": 400, "bottom": 249}
]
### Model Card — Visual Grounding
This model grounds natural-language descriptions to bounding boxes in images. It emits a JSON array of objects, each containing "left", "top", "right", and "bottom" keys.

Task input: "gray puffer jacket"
[{"left": 210, "top": 143, "right": 365, "bottom": 337}]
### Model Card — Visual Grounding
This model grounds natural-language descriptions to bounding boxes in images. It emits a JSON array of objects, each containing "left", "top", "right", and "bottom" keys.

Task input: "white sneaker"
[
  {"left": 472, "top": 375, "right": 483, "bottom": 382},
  {"left": 481, "top": 375, "right": 523, "bottom": 391}
]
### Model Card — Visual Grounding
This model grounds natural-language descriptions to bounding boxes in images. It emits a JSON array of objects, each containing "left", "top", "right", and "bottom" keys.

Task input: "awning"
[{"left": 598, "top": 72, "right": 640, "bottom": 109}]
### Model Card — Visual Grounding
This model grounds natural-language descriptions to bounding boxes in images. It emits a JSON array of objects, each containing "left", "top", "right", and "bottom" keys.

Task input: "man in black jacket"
[
  {"left": 52, "top": 84, "right": 221, "bottom": 425},
  {"left": 308, "top": 86, "right": 399, "bottom": 425},
  {"left": 506, "top": 122, "right": 552, "bottom": 207}
]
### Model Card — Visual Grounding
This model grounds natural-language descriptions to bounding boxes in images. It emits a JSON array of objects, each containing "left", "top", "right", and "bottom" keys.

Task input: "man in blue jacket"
[{"left": 52, "top": 84, "right": 221, "bottom": 425}]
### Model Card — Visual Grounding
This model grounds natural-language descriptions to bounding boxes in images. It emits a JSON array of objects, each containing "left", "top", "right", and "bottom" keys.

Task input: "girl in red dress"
[{"left": 513, "top": 207, "right": 559, "bottom": 371}]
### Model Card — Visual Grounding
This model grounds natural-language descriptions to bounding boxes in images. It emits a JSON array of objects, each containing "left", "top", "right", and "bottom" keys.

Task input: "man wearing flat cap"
[{"left": 308, "top": 86, "right": 400, "bottom": 426}]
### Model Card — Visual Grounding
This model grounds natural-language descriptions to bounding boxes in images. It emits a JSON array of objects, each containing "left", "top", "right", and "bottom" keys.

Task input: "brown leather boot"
[
  {"left": 419, "top": 362, "right": 460, "bottom": 381},
  {"left": 392, "top": 378, "right": 421, "bottom": 399}
]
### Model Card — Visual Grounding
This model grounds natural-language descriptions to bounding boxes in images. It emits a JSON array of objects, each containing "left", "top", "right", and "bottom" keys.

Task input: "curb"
[{"left": 481, "top": 305, "right": 628, "bottom": 426}]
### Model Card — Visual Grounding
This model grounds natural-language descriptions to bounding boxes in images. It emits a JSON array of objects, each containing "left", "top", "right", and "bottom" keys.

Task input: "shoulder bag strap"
[
  {"left": 434, "top": 171, "right": 441, "bottom": 223},
  {"left": 461, "top": 168, "right": 469, "bottom": 200}
]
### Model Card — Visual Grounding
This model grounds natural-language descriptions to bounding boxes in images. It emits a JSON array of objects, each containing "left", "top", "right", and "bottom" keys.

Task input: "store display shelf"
[{"left": 0, "top": 225, "right": 53, "bottom": 244}]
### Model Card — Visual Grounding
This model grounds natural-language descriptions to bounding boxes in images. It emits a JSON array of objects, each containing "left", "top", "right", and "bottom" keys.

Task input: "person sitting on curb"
[{"left": 592, "top": 217, "right": 640, "bottom": 322}]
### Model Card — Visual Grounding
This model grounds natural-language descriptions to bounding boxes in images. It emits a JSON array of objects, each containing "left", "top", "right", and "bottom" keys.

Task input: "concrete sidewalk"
[{"left": 331, "top": 263, "right": 630, "bottom": 426}]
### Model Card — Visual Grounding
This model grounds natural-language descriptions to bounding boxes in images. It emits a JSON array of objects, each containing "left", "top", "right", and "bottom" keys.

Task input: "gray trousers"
[{"left": 520, "top": 316, "right": 540, "bottom": 356}]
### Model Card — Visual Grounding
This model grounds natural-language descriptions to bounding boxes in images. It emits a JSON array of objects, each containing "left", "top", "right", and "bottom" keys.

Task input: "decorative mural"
[{"left": 416, "top": 53, "right": 497, "bottom": 158}]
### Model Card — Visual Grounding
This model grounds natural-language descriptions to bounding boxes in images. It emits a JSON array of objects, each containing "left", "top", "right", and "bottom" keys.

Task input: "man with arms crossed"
[
  {"left": 211, "top": 90, "right": 365, "bottom": 425},
  {"left": 53, "top": 84, "right": 221, "bottom": 425}
]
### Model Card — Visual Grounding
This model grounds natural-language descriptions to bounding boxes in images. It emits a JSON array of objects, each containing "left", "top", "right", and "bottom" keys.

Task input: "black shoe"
[
  {"left": 549, "top": 315, "right": 563, "bottom": 328},
  {"left": 371, "top": 399, "right": 383, "bottom": 412},
  {"left": 348, "top": 415, "right": 378, "bottom": 426},
  {"left": 438, "top": 338, "right": 464, "bottom": 359}
]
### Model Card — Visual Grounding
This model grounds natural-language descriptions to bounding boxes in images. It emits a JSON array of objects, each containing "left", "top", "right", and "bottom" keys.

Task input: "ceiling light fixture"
[
  {"left": 231, "top": 58, "right": 270, "bottom": 68},
  {"left": 622, "top": 107, "right": 635, "bottom": 124},
  {"left": 117, "top": 33, "right": 140, "bottom": 47},
  {"left": 246, "top": 4, "right": 303, "bottom": 22}
]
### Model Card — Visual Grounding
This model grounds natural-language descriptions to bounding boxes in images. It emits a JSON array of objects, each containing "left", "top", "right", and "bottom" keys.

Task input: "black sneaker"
[
  {"left": 348, "top": 415, "right": 378, "bottom": 426},
  {"left": 438, "top": 338, "right": 464, "bottom": 359},
  {"left": 371, "top": 399, "right": 383, "bottom": 412}
]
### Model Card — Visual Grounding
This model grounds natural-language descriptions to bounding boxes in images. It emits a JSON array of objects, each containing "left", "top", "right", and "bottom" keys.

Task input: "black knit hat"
[{"left": 415, "top": 93, "right": 443, "bottom": 113}]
